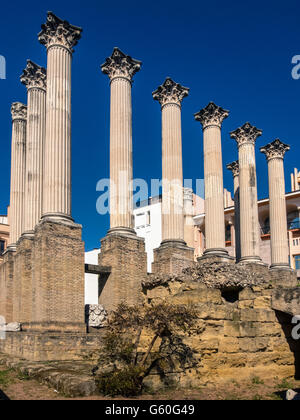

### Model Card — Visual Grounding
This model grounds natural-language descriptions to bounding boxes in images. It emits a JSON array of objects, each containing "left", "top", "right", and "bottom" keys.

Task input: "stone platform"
[{"left": 0, "top": 330, "right": 104, "bottom": 362}]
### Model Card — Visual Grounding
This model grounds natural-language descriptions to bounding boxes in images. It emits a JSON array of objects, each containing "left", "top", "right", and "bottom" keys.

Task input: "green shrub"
[{"left": 97, "top": 366, "right": 144, "bottom": 397}]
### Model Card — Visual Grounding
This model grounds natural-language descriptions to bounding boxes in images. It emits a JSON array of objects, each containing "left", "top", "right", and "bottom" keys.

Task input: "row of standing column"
[
  {"left": 193, "top": 102, "right": 291, "bottom": 270},
  {"left": 7, "top": 13, "right": 82, "bottom": 250}
]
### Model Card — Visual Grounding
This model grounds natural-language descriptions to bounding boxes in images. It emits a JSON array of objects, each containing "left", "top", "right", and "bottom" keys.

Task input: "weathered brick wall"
[
  {"left": 13, "top": 236, "right": 34, "bottom": 323},
  {"left": 98, "top": 234, "right": 147, "bottom": 312},
  {"left": 31, "top": 220, "right": 85, "bottom": 327},
  {"left": 0, "top": 250, "right": 15, "bottom": 323}
]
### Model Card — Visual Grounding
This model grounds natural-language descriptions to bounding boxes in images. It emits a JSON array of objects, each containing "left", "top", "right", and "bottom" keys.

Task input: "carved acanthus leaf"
[
  {"left": 230, "top": 122, "right": 262, "bottom": 146},
  {"left": 260, "top": 139, "right": 290, "bottom": 160},
  {"left": 101, "top": 47, "right": 142, "bottom": 81},
  {"left": 20, "top": 60, "right": 46, "bottom": 91},
  {"left": 194, "top": 102, "right": 229, "bottom": 129},
  {"left": 227, "top": 160, "right": 240, "bottom": 177},
  {"left": 152, "top": 77, "right": 189, "bottom": 107},
  {"left": 11, "top": 102, "right": 27, "bottom": 121},
  {"left": 38, "top": 11, "right": 82, "bottom": 52}
]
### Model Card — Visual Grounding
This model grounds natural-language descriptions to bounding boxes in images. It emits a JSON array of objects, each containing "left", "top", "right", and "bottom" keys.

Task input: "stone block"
[
  {"left": 239, "top": 337, "right": 269, "bottom": 352},
  {"left": 253, "top": 295, "right": 272, "bottom": 309},
  {"left": 224, "top": 321, "right": 240, "bottom": 337},
  {"left": 219, "top": 337, "right": 240, "bottom": 353},
  {"left": 240, "top": 308, "right": 276, "bottom": 322}
]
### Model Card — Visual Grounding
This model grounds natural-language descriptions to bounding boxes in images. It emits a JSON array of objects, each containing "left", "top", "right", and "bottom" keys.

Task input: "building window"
[
  {"left": 287, "top": 212, "right": 300, "bottom": 230},
  {"left": 261, "top": 217, "right": 270, "bottom": 235},
  {"left": 295, "top": 255, "right": 300, "bottom": 270},
  {"left": 0, "top": 240, "right": 5, "bottom": 255},
  {"left": 225, "top": 224, "right": 231, "bottom": 242}
]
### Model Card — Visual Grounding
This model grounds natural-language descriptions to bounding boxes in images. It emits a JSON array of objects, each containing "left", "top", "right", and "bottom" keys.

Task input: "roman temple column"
[
  {"left": 101, "top": 47, "right": 141, "bottom": 236},
  {"left": 0, "top": 103, "right": 27, "bottom": 323},
  {"left": 9, "top": 103, "right": 27, "bottom": 248},
  {"left": 38, "top": 12, "right": 82, "bottom": 223},
  {"left": 14, "top": 61, "right": 47, "bottom": 323},
  {"left": 151, "top": 78, "right": 194, "bottom": 274},
  {"left": 194, "top": 102, "right": 232, "bottom": 261},
  {"left": 227, "top": 160, "right": 241, "bottom": 261},
  {"left": 260, "top": 139, "right": 290, "bottom": 270},
  {"left": 27, "top": 12, "right": 85, "bottom": 331},
  {"left": 98, "top": 48, "right": 147, "bottom": 311},
  {"left": 230, "top": 123, "right": 263, "bottom": 264},
  {"left": 153, "top": 78, "right": 188, "bottom": 245},
  {"left": 20, "top": 60, "right": 46, "bottom": 235}
]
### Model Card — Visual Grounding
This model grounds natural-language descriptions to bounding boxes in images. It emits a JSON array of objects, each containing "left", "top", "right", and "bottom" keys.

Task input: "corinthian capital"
[
  {"left": 227, "top": 160, "right": 240, "bottom": 177},
  {"left": 260, "top": 138, "right": 290, "bottom": 161},
  {"left": 38, "top": 12, "right": 82, "bottom": 53},
  {"left": 101, "top": 47, "right": 142, "bottom": 82},
  {"left": 152, "top": 77, "right": 189, "bottom": 108},
  {"left": 20, "top": 60, "right": 46, "bottom": 91},
  {"left": 11, "top": 102, "right": 27, "bottom": 121},
  {"left": 194, "top": 102, "right": 229, "bottom": 129},
  {"left": 230, "top": 122, "right": 262, "bottom": 147}
]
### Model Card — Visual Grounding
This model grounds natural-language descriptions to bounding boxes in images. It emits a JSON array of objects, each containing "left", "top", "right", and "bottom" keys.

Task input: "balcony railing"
[{"left": 261, "top": 221, "right": 300, "bottom": 235}]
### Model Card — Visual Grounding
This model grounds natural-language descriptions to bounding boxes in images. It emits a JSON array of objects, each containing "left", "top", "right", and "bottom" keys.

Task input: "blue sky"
[{"left": 0, "top": 0, "right": 299, "bottom": 251}]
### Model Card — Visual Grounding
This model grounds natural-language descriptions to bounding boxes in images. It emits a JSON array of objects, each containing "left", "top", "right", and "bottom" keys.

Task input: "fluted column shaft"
[
  {"left": 153, "top": 77, "right": 189, "bottom": 245},
  {"left": 20, "top": 61, "right": 47, "bottom": 234},
  {"left": 42, "top": 45, "right": 72, "bottom": 219},
  {"left": 195, "top": 102, "right": 230, "bottom": 258},
  {"left": 233, "top": 173, "right": 241, "bottom": 261},
  {"left": 268, "top": 158, "right": 289, "bottom": 266},
  {"left": 109, "top": 77, "right": 133, "bottom": 230},
  {"left": 184, "top": 188, "right": 194, "bottom": 248},
  {"left": 261, "top": 139, "right": 290, "bottom": 269},
  {"left": 231, "top": 122, "right": 263, "bottom": 264},
  {"left": 238, "top": 142, "right": 261, "bottom": 260},
  {"left": 161, "top": 103, "right": 184, "bottom": 242},
  {"left": 9, "top": 104, "right": 27, "bottom": 247},
  {"left": 101, "top": 47, "right": 141, "bottom": 236},
  {"left": 227, "top": 161, "right": 241, "bottom": 262},
  {"left": 203, "top": 124, "right": 225, "bottom": 250}
]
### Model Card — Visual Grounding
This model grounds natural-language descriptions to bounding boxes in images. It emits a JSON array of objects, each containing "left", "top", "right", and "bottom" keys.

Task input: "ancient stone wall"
[{"left": 142, "top": 262, "right": 300, "bottom": 389}]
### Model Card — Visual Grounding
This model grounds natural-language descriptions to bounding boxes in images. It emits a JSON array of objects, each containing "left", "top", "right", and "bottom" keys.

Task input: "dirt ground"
[{"left": 0, "top": 364, "right": 299, "bottom": 400}]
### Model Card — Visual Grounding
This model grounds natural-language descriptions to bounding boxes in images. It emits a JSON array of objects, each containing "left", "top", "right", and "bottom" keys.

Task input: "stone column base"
[
  {"left": 0, "top": 248, "right": 16, "bottom": 323},
  {"left": 239, "top": 256, "right": 266, "bottom": 265},
  {"left": 152, "top": 240, "right": 195, "bottom": 276},
  {"left": 13, "top": 235, "right": 34, "bottom": 323},
  {"left": 98, "top": 233, "right": 147, "bottom": 312},
  {"left": 31, "top": 219, "right": 85, "bottom": 329},
  {"left": 197, "top": 248, "right": 235, "bottom": 264}
]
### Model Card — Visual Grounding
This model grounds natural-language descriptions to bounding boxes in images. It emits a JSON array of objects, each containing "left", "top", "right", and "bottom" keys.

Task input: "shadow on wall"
[
  {"left": 98, "top": 273, "right": 110, "bottom": 301},
  {"left": 276, "top": 311, "right": 300, "bottom": 380}
]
